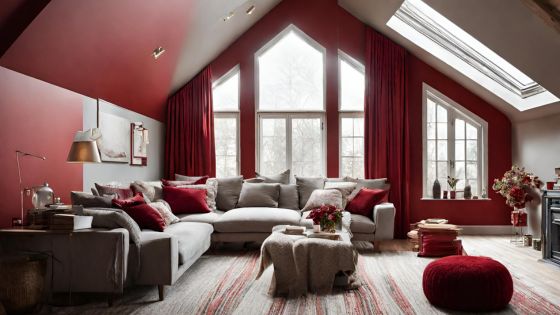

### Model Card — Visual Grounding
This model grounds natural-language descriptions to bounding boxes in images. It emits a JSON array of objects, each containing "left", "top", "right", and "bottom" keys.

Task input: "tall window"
[
  {"left": 423, "top": 84, "right": 487, "bottom": 198},
  {"left": 256, "top": 25, "right": 326, "bottom": 177},
  {"left": 339, "top": 51, "right": 365, "bottom": 178},
  {"left": 213, "top": 66, "right": 240, "bottom": 177}
]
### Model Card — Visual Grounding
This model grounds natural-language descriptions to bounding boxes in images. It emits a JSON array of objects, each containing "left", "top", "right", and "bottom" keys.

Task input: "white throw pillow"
[
  {"left": 324, "top": 181, "right": 357, "bottom": 209},
  {"left": 302, "top": 189, "right": 343, "bottom": 211},
  {"left": 149, "top": 200, "right": 180, "bottom": 225}
]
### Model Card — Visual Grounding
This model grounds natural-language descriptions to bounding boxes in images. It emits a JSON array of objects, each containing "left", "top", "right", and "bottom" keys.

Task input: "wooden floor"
[{"left": 376, "top": 235, "right": 560, "bottom": 306}]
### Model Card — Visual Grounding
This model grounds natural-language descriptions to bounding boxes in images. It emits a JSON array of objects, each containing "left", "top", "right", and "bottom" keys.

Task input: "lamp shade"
[{"left": 67, "top": 141, "right": 101, "bottom": 163}]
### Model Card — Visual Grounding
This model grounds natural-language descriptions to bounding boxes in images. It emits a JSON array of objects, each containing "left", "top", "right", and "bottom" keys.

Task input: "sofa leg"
[{"left": 158, "top": 285, "right": 165, "bottom": 301}]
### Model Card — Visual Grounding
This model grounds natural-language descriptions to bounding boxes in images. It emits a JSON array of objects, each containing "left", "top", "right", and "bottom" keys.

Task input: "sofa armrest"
[
  {"left": 135, "top": 232, "right": 179, "bottom": 286},
  {"left": 373, "top": 202, "right": 395, "bottom": 240}
]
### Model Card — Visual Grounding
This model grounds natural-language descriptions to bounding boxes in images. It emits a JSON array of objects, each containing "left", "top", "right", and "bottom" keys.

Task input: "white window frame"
[
  {"left": 422, "top": 83, "right": 488, "bottom": 198},
  {"left": 256, "top": 112, "right": 326, "bottom": 177},
  {"left": 213, "top": 65, "right": 241, "bottom": 176},
  {"left": 254, "top": 24, "right": 327, "bottom": 176},
  {"left": 338, "top": 50, "right": 365, "bottom": 178}
]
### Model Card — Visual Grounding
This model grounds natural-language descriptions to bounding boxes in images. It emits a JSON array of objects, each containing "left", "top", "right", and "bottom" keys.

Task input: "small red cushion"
[
  {"left": 423, "top": 256, "right": 513, "bottom": 311},
  {"left": 122, "top": 203, "right": 166, "bottom": 232},
  {"left": 112, "top": 192, "right": 145, "bottom": 208},
  {"left": 162, "top": 176, "right": 208, "bottom": 187},
  {"left": 163, "top": 186, "right": 210, "bottom": 214},
  {"left": 345, "top": 188, "right": 388, "bottom": 217}
]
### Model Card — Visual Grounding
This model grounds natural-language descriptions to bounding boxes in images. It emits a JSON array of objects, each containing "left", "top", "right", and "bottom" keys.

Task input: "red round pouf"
[{"left": 423, "top": 256, "right": 513, "bottom": 312}]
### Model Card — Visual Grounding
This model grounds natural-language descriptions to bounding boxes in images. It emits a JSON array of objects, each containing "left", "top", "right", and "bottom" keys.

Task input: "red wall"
[
  {"left": 209, "top": 0, "right": 513, "bottom": 225},
  {"left": 0, "top": 67, "right": 83, "bottom": 227},
  {"left": 408, "top": 56, "right": 512, "bottom": 225}
]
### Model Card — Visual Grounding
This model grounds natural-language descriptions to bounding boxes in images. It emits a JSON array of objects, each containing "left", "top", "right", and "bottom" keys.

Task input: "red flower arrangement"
[
  {"left": 306, "top": 205, "right": 343, "bottom": 233},
  {"left": 492, "top": 165, "right": 543, "bottom": 209}
]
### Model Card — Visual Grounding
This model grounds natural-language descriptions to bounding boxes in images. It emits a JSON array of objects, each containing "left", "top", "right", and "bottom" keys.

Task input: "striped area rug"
[{"left": 49, "top": 243, "right": 560, "bottom": 315}]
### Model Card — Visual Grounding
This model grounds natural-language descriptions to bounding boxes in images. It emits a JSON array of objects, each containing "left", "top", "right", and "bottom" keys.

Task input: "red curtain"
[
  {"left": 165, "top": 67, "right": 216, "bottom": 179},
  {"left": 364, "top": 28, "right": 410, "bottom": 239}
]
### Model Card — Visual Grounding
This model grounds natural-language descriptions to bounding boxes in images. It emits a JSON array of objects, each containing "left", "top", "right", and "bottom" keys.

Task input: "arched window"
[
  {"left": 256, "top": 25, "right": 326, "bottom": 177},
  {"left": 423, "top": 83, "right": 488, "bottom": 198}
]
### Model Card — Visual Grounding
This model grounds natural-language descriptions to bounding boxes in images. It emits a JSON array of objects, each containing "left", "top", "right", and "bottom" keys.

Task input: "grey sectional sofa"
[{"left": 56, "top": 176, "right": 396, "bottom": 302}]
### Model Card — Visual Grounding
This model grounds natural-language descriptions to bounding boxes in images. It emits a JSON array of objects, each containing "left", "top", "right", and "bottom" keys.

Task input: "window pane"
[
  {"left": 455, "top": 140, "right": 465, "bottom": 161},
  {"left": 466, "top": 123, "right": 478, "bottom": 139},
  {"left": 258, "top": 30, "right": 324, "bottom": 110},
  {"left": 469, "top": 182, "right": 478, "bottom": 196},
  {"left": 436, "top": 122, "right": 447, "bottom": 139},
  {"left": 427, "top": 161, "right": 436, "bottom": 185},
  {"left": 437, "top": 140, "right": 447, "bottom": 160},
  {"left": 341, "top": 157, "right": 353, "bottom": 178},
  {"left": 213, "top": 71, "right": 239, "bottom": 111},
  {"left": 427, "top": 140, "right": 436, "bottom": 161},
  {"left": 339, "top": 57, "right": 365, "bottom": 111},
  {"left": 427, "top": 99, "right": 436, "bottom": 123},
  {"left": 455, "top": 161, "right": 465, "bottom": 182},
  {"left": 340, "top": 116, "right": 364, "bottom": 178},
  {"left": 466, "top": 162, "right": 477, "bottom": 179},
  {"left": 354, "top": 117, "right": 364, "bottom": 135},
  {"left": 455, "top": 119, "right": 465, "bottom": 139},
  {"left": 292, "top": 118, "right": 322, "bottom": 177},
  {"left": 466, "top": 140, "right": 477, "bottom": 160},
  {"left": 341, "top": 138, "right": 353, "bottom": 156},
  {"left": 437, "top": 105, "right": 447, "bottom": 122},
  {"left": 427, "top": 122, "right": 436, "bottom": 139},
  {"left": 437, "top": 161, "right": 447, "bottom": 179},
  {"left": 260, "top": 118, "right": 286, "bottom": 175},
  {"left": 214, "top": 117, "right": 238, "bottom": 177},
  {"left": 341, "top": 118, "right": 353, "bottom": 137}
]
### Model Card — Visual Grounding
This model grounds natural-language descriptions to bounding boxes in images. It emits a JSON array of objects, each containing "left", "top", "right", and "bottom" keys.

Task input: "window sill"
[{"left": 421, "top": 198, "right": 492, "bottom": 201}]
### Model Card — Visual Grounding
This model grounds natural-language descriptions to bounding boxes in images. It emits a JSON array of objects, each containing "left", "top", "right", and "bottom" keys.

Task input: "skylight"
[{"left": 387, "top": 0, "right": 559, "bottom": 111}]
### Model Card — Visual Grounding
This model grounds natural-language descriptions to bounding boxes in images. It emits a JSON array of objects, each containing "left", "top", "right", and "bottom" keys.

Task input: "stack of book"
[
  {"left": 283, "top": 225, "right": 306, "bottom": 235},
  {"left": 49, "top": 214, "right": 93, "bottom": 231},
  {"left": 417, "top": 223, "right": 462, "bottom": 257}
]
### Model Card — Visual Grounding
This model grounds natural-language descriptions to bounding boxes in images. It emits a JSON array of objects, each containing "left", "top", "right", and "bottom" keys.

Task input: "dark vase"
[
  {"left": 443, "top": 191, "right": 448, "bottom": 199},
  {"left": 464, "top": 184, "right": 472, "bottom": 199},
  {"left": 450, "top": 190, "right": 456, "bottom": 199},
  {"left": 432, "top": 179, "right": 441, "bottom": 199}
]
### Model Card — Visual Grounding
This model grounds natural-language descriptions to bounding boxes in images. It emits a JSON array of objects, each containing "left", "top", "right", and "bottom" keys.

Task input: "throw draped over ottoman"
[
  {"left": 257, "top": 226, "right": 359, "bottom": 297},
  {"left": 423, "top": 256, "right": 513, "bottom": 312}
]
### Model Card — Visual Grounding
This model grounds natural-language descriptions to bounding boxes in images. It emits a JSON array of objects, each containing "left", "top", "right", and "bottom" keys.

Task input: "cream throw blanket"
[{"left": 257, "top": 227, "right": 359, "bottom": 297}]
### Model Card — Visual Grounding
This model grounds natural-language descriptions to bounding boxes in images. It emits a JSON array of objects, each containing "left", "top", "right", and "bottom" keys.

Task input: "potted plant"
[
  {"left": 492, "top": 165, "right": 543, "bottom": 226},
  {"left": 306, "top": 205, "right": 343, "bottom": 233},
  {"left": 447, "top": 176, "right": 459, "bottom": 199}
]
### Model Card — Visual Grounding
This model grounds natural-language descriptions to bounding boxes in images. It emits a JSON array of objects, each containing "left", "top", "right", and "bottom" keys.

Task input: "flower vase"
[
  {"left": 320, "top": 221, "right": 336, "bottom": 233},
  {"left": 450, "top": 190, "right": 456, "bottom": 199}
]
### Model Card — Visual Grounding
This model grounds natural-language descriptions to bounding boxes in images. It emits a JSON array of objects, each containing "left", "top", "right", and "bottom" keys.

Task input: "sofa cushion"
[
  {"left": 83, "top": 208, "right": 142, "bottom": 245},
  {"left": 177, "top": 210, "right": 224, "bottom": 224},
  {"left": 71, "top": 191, "right": 113, "bottom": 208},
  {"left": 295, "top": 176, "right": 326, "bottom": 209},
  {"left": 213, "top": 207, "right": 301, "bottom": 233},
  {"left": 175, "top": 180, "right": 218, "bottom": 211},
  {"left": 163, "top": 186, "right": 210, "bottom": 214},
  {"left": 324, "top": 181, "right": 357, "bottom": 209},
  {"left": 278, "top": 184, "right": 299, "bottom": 210},
  {"left": 123, "top": 203, "right": 166, "bottom": 232},
  {"left": 174, "top": 174, "right": 209, "bottom": 183},
  {"left": 149, "top": 200, "right": 180, "bottom": 225},
  {"left": 346, "top": 188, "right": 388, "bottom": 217},
  {"left": 163, "top": 222, "right": 213, "bottom": 265},
  {"left": 131, "top": 180, "right": 163, "bottom": 201},
  {"left": 302, "top": 189, "right": 342, "bottom": 211},
  {"left": 162, "top": 177, "right": 208, "bottom": 186},
  {"left": 95, "top": 183, "right": 134, "bottom": 199},
  {"left": 256, "top": 169, "right": 291, "bottom": 184},
  {"left": 347, "top": 178, "right": 390, "bottom": 200},
  {"left": 349, "top": 213, "right": 376, "bottom": 234},
  {"left": 216, "top": 176, "right": 244, "bottom": 211},
  {"left": 112, "top": 193, "right": 146, "bottom": 208},
  {"left": 236, "top": 183, "right": 280, "bottom": 208}
]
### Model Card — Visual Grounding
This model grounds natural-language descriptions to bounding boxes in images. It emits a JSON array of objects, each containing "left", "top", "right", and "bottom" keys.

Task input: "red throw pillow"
[
  {"left": 112, "top": 192, "right": 146, "bottom": 209},
  {"left": 122, "top": 203, "right": 166, "bottom": 232},
  {"left": 345, "top": 188, "right": 388, "bottom": 217},
  {"left": 162, "top": 186, "right": 210, "bottom": 214},
  {"left": 161, "top": 176, "right": 208, "bottom": 187}
]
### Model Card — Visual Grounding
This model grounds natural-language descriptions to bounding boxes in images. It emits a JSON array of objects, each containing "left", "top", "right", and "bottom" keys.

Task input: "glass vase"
[{"left": 320, "top": 221, "right": 336, "bottom": 233}]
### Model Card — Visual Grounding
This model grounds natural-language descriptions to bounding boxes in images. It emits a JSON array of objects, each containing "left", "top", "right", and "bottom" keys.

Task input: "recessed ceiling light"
[
  {"left": 246, "top": 5, "right": 255, "bottom": 15},
  {"left": 223, "top": 11, "right": 234, "bottom": 21},
  {"left": 152, "top": 46, "right": 165, "bottom": 60}
]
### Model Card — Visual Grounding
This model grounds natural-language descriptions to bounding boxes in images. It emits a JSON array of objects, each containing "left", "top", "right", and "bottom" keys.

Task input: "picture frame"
[{"left": 130, "top": 122, "right": 148, "bottom": 166}]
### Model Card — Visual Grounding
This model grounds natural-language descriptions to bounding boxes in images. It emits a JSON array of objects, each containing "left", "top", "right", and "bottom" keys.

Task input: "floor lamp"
[{"left": 16, "top": 150, "right": 46, "bottom": 226}]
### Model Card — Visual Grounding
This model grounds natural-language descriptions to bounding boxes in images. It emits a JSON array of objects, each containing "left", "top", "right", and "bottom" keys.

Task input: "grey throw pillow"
[
  {"left": 174, "top": 174, "right": 207, "bottom": 182},
  {"left": 256, "top": 169, "right": 291, "bottom": 184},
  {"left": 324, "top": 181, "right": 357, "bottom": 209},
  {"left": 71, "top": 191, "right": 113, "bottom": 208},
  {"left": 216, "top": 176, "right": 244, "bottom": 210},
  {"left": 131, "top": 180, "right": 162, "bottom": 201},
  {"left": 278, "top": 184, "right": 299, "bottom": 210},
  {"left": 82, "top": 208, "right": 141, "bottom": 245},
  {"left": 295, "top": 176, "right": 326, "bottom": 209},
  {"left": 236, "top": 183, "right": 281, "bottom": 208},
  {"left": 302, "top": 189, "right": 343, "bottom": 211}
]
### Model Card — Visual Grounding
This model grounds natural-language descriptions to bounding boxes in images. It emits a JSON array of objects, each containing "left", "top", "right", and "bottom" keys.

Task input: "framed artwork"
[
  {"left": 130, "top": 122, "right": 148, "bottom": 166},
  {"left": 97, "top": 111, "right": 130, "bottom": 163}
]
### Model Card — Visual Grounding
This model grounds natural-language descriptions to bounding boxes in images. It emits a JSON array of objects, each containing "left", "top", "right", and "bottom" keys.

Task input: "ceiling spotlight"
[
  {"left": 152, "top": 46, "right": 165, "bottom": 60},
  {"left": 246, "top": 5, "right": 255, "bottom": 15},
  {"left": 223, "top": 11, "right": 234, "bottom": 21}
]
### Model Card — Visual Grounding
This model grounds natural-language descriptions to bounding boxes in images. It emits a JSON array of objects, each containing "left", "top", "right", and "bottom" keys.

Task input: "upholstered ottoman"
[{"left": 422, "top": 256, "right": 513, "bottom": 312}]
